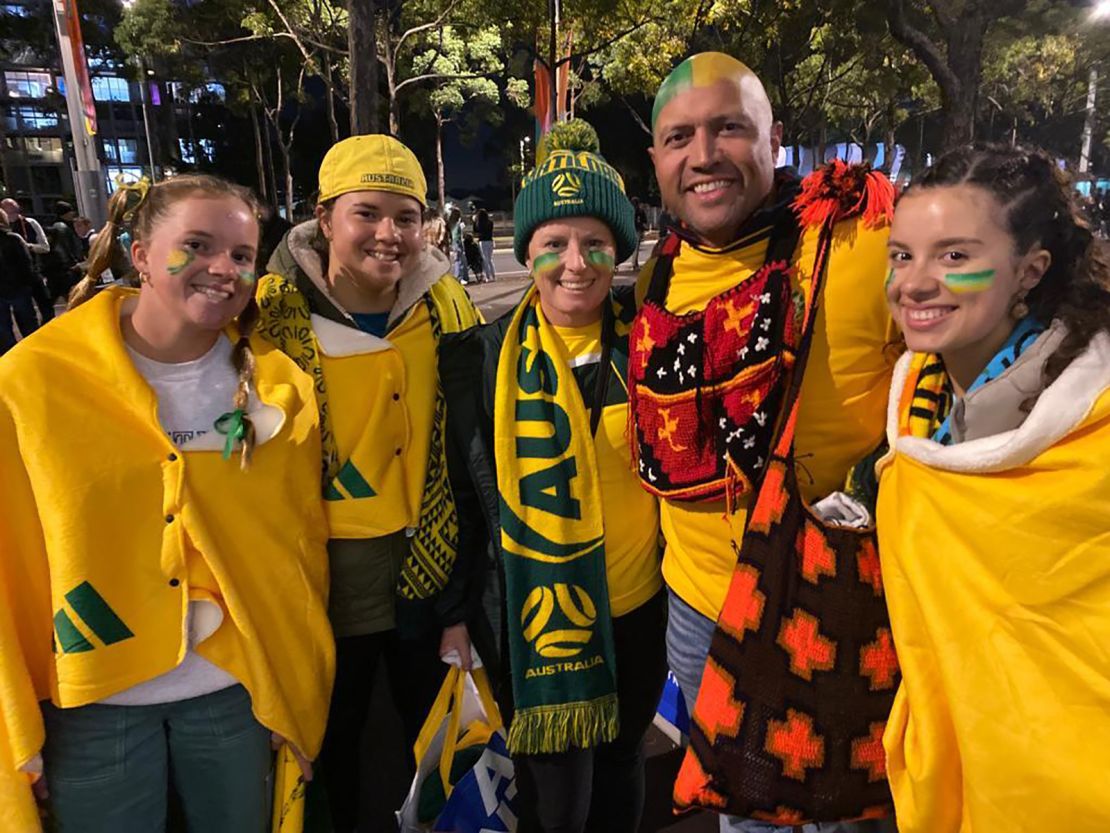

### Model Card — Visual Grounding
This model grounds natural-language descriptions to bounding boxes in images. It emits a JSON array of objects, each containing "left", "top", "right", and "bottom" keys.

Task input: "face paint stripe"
[
  {"left": 165, "top": 247, "right": 195, "bottom": 275},
  {"left": 885, "top": 268, "right": 895, "bottom": 289},
  {"left": 943, "top": 269, "right": 996, "bottom": 293},
  {"left": 652, "top": 53, "right": 754, "bottom": 129},
  {"left": 652, "top": 59, "right": 694, "bottom": 128},
  {"left": 238, "top": 270, "right": 257, "bottom": 284},
  {"left": 586, "top": 251, "right": 615, "bottom": 272},
  {"left": 532, "top": 252, "right": 562, "bottom": 275}
]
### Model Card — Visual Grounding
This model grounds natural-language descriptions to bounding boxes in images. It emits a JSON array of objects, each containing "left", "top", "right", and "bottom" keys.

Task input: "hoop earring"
[
  {"left": 1011, "top": 294, "right": 1030, "bottom": 320},
  {"left": 139, "top": 271, "right": 151, "bottom": 285}
]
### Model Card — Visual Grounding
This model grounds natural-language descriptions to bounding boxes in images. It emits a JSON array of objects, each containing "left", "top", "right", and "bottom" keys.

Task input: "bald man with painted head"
[{"left": 628, "top": 53, "right": 898, "bottom": 832}]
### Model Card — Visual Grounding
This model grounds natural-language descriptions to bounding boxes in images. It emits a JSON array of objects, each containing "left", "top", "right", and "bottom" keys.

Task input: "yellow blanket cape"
[{"left": 876, "top": 339, "right": 1110, "bottom": 833}]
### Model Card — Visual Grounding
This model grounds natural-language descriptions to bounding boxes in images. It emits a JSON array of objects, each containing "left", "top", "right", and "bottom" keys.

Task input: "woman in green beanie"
[{"left": 439, "top": 121, "right": 667, "bottom": 833}]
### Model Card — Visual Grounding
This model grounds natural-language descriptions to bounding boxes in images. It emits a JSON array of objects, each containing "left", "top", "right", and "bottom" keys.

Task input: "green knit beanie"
[{"left": 513, "top": 121, "right": 638, "bottom": 265}]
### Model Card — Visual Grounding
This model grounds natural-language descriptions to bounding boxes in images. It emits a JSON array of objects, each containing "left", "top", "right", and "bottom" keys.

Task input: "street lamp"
[
  {"left": 1079, "top": 0, "right": 1110, "bottom": 173},
  {"left": 519, "top": 135, "right": 532, "bottom": 175},
  {"left": 121, "top": 0, "right": 157, "bottom": 183}
]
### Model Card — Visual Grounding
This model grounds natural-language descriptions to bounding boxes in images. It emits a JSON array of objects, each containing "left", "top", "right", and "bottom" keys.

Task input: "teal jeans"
[{"left": 42, "top": 684, "right": 272, "bottom": 833}]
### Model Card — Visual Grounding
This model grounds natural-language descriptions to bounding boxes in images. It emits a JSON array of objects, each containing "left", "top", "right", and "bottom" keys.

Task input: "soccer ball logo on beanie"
[{"left": 552, "top": 172, "right": 583, "bottom": 199}]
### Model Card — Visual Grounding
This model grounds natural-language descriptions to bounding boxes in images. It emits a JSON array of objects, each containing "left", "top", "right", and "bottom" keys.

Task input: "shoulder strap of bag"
[
  {"left": 766, "top": 217, "right": 838, "bottom": 461},
  {"left": 589, "top": 299, "right": 616, "bottom": 438}
]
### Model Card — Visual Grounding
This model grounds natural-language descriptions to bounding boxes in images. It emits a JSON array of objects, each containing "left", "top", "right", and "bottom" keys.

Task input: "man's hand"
[{"left": 439, "top": 623, "right": 473, "bottom": 670}]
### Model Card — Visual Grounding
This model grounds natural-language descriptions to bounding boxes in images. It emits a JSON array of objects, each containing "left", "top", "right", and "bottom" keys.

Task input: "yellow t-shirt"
[
  {"left": 636, "top": 219, "right": 897, "bottom": 619},
  {"left": 553, "top": 320, "right": 662, "bottom": 617}
]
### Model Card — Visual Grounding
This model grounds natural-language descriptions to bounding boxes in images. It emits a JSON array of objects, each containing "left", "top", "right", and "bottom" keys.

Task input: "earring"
[{"left": 1011, "top": 294, "right": 1030, "bottom": 320}]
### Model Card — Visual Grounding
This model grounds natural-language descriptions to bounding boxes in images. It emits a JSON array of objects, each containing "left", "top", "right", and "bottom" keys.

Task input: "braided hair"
[
  {"left": 71, "top": 175, "right": 263, "bottom": 468},
  {"left": 905, "top": 143, "right": 1110, "bottom": 389}
]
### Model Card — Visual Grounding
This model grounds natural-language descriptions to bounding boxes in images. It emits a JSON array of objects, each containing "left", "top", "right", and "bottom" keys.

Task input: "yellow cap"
[{"left": 317, "top": 134, "right": 427, "bottom": 207}]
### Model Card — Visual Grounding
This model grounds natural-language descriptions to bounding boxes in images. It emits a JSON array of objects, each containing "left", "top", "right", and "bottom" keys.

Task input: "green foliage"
[
  {"left": 114, "top": 0, "right": 181, "bottom": 59},
  {"left": 541, "top": 118, "right": 600, "bottom": 154}
]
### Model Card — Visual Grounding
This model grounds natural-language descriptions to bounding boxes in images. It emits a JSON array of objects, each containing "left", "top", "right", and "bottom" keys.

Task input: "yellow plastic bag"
[
  {"left": 271, "top": 744, "right": 306, "bottom": 833},
  {"left": 399, "top": 665, "right": 512, "bottom": 832}
]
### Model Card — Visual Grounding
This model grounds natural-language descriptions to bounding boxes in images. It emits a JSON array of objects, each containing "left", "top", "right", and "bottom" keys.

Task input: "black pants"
[
  {"left": 28, "top": 273, "right": 54, "bottom": 323},
  {"left": 512, "top": 589, "right": 669, "bottom": 833},
  {"left": 319, "top": 628, "right": 448, "bottom": 833}
]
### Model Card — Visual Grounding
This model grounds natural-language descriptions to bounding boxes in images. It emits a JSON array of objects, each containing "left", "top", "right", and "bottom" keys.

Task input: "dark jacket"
[
  {"left": 438, "top": 287, "right": 636, "bottom": 681},
  {"left": 0, "top": 231, "right": 38, "bottom": 297}
]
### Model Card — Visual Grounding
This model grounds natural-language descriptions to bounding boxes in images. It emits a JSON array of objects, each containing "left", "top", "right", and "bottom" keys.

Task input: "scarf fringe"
[{"left": 507, "top": 694, "right": 620, "bottom": 756}]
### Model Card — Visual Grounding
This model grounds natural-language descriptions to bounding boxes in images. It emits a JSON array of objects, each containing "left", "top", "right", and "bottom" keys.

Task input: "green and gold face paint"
[
  {"left": 885, "top": 268, "right": 895, "bottom": 290},
  {"left": 165, "top": 247, "right": 195, "bottom": 275},
  {"left": 941, "top": 269, "right": 995, "bottom": 294},
  {"left": 531, "top": 251, "right": 562, "bottom": 278},
  {"left": 652, "top": 52, "right": 754, "bottom": 130},
  {"left": 237, "top": 269, "right": 257, "bottom": 285},
  {"left": 586, "top": 250, "right": 615, "bottom": 277}
]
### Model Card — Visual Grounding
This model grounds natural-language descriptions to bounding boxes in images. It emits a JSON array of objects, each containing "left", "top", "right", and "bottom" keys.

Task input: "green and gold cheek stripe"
[
  {"left": 532, "top": 251, "right": 562, "bottom": 277},
  {"left": 942, "top": 269, "right": 996, "bottom": 294},
  {"left": 495, "top": 285, "right": 618, "bottom": 755}
]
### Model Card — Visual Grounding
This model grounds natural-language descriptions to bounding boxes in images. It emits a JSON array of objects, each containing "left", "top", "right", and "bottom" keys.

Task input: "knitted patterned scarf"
[{"left": 495, "top": 285, "right": 618, "bottom": 755}]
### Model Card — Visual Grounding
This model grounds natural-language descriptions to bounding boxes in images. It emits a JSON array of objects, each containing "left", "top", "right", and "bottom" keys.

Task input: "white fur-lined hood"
[{"left": 882, "top": 330, "right": 1110, "bottom": 473}]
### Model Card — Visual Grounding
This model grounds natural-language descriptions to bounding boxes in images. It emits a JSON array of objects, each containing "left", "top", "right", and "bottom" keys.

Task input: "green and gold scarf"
[{"left": 495, "top": 285, "right": 618, "bottom": 756}]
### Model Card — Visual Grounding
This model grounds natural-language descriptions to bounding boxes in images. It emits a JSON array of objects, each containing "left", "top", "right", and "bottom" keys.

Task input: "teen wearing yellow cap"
[{"left": 255, "top": 134, "right": 481, "bottom": 830}]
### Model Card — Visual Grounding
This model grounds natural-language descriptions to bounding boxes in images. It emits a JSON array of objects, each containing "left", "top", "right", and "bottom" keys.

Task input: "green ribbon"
[{"left": 214, "top": 409, "right": 247, "bottom": 460}]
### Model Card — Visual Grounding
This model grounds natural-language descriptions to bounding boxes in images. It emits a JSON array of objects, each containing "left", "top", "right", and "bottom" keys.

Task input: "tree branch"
[
  {"left": 395, "top": 70, "right": 493, "bottom": 94},
  {"left": 887, "top": 0, "right": 961, "bottom": 102},
  {"left": 265, "top": 0, "right": 314, "bottom": 65},
  {"left": 620, "top": 95, "right": 652, "bottom": 138},
  {"left": 396, "top": 0, "right": 464, "bottom": 55},
  {"left": 556, "top": 17, "right": 658, "bottom": 69}
]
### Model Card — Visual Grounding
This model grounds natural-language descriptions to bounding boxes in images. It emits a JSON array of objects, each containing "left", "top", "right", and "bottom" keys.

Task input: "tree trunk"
[
  {"left": 323, "top": 60, "right": 340, "bottom": 143},
  {"left": 882, "top": 126, "right": 897, "bottom": 174},
  {"left": 887, "top": 0, "right": 993, "bottom": 152},
  {"left": 548, "top": 0, "right": 559, "bottom": 126},
  {"left": 185, "top": 99, "right": 197, "bottom": 167},
  {"left": 279, "top": 142, "right": 295, "bottom": 220},
  {"left": 436, "top": 114, "right": 446, "bottom": 209},
  {"left": 382, "top": 30, "right": 400, "bottom": 135},
  {"left": 348, "top": 0, "right": 379, "bottom": 134},
  {"left": 250, "top": 104, "right": 268, "bottom": 201},
  {"left": 815, "top": 115, "right": 828, "bottom": 169},
  {"left": 262, "top": 118, "right": 279, "bottom": 209}
]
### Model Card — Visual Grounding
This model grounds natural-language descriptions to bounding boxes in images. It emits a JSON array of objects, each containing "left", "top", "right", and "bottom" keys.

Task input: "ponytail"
[{"left": 68, "top": 179, "right": 149, "bottom": 308}]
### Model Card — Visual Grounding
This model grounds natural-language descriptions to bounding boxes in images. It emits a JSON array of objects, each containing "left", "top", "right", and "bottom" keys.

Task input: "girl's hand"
[
  {"left": 31, "top": 773, "right": 48, "bottom": 802},
  {"left": 439, "top": 623, "right": 473, "bottom": 670},
  {"left": 270, "top": 733, "right": 313, "bottom": 782}
]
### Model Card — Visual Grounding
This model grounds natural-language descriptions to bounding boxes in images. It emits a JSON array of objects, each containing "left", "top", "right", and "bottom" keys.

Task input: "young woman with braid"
[
  {"left": 0, "top": 175, "right": 333, "bottom": 832},
  {"left": 877, "top": 145, "right": 1110, "bottom": 833}
]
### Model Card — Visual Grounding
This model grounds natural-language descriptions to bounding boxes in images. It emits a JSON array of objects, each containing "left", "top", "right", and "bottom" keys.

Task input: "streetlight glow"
[{"left": 1093, "top": 0, "right": 1110, "bottom": 22}]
